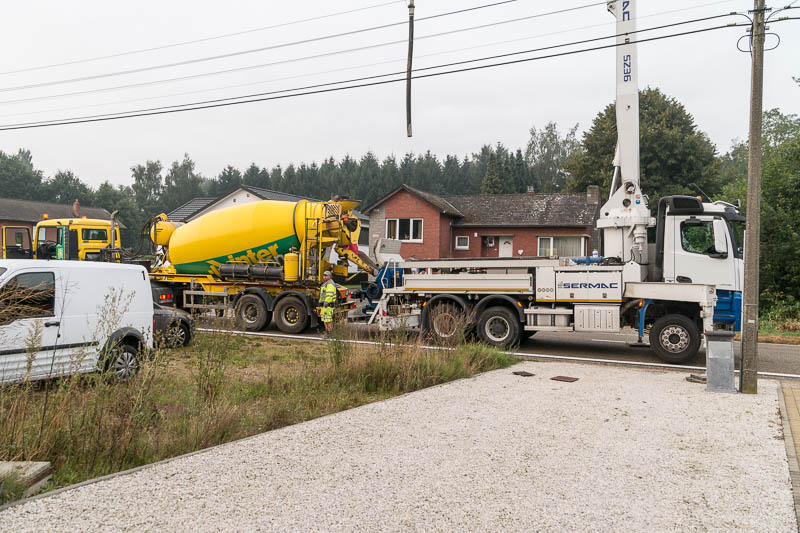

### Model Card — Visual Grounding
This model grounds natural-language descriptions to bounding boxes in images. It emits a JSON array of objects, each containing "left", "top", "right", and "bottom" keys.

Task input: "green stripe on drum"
[{"left": 175, "top": 235, "right": 301, "bottom": 276}]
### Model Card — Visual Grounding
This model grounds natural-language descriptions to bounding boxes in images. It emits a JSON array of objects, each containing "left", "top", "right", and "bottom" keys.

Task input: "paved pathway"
[
  {"left": 782, "top": 381, "right": 800, "bottom": 527},
  {"left": 1, "top": 362, "right": 795, "bottom": 532}
]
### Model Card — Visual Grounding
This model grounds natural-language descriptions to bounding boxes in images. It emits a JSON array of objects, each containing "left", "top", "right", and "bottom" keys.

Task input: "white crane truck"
[{"left": 364, "top": 0, "right": 744, "bottom": 364}]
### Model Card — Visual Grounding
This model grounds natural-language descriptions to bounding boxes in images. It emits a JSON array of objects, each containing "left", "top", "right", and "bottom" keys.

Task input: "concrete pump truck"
[{"left": 364, "top": 0, "right": 744, "bottom": 363}]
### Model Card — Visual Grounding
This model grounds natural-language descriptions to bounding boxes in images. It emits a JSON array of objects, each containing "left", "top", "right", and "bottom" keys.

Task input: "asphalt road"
[{"left": 227, "top": 322, "right": 800, "bottom": 377}]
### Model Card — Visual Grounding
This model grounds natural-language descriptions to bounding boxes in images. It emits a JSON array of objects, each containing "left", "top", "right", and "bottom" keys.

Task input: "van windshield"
[{"left": 0, "top": 267, "right": 6, "bottom": 277}]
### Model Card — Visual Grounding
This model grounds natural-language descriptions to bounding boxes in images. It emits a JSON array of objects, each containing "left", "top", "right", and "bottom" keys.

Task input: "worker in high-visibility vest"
[{"left": 318, "top": 270, "right": 337, "bottom": 336}]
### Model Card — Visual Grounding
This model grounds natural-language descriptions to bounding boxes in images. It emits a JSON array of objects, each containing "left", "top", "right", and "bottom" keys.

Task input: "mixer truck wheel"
[
  {"left": 235, "top": 294, "right": 270, "bottom": 331},
  {"left": 274, "top": 296, "right": 309, "bottom": 334}
]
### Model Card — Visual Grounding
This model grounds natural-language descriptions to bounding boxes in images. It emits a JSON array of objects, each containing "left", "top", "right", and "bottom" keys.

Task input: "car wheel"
[
  {"left": 649, "top": 314, "right": 701, "bottom": 364},
  {"left": 168, "top": 322, "right": 191, "bottom": 347},
  {"left": 477, "top": 306, "right": 521, "bottom": 347},
  {"left": 274, "top": 296, "right": 309, "bottom": 334},
  {"left": 110, "top": 343, "right": 140, "bottom": 381},
  {"left": 235, "top": 294, "right": 270, "bottom": 331}
]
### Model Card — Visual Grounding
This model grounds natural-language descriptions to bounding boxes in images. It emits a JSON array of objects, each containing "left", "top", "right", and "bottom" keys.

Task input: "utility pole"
[
  {"left": 405, "top": 0, "right": 415, "bottom": 137},
  {"left": 740, "top": 0, "right": 766, "bottom": 394}
]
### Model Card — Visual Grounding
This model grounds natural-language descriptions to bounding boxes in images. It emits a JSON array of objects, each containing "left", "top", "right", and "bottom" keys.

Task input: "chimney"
[
  {"left": 72, "top": 199, "right": 80, "bottom": 217},
  {"left": 526, "top": 185, "right": 535, "bottom": 194},
  {"left": 587, "top": 185, "right": 600, "bottom": 205}
]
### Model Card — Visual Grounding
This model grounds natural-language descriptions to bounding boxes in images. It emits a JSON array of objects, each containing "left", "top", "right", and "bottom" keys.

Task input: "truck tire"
[
  {"left": 274, "top": 296, "right": 309, "bottom": 334},
  {"left": 649, "top": 314, "right": 701, "bottom": 364},
  {"left": 425, "top": 303, "right": 462, "bottom": 343},
  {"left": 235, "top": 294, "right": 271, "bottom": 331},
  {"left": 477, "top": 306, "right": 521, "bottom": 347}
]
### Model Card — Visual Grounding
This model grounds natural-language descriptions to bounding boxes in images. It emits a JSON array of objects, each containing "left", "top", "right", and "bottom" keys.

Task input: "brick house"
[{"left": 363, "top": 185, "right": 602, "bottom": 260}]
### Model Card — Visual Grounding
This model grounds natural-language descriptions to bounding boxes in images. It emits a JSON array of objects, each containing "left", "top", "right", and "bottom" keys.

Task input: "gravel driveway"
[{"left": 1, "top": 361, "right": 795, "bottom": 532}]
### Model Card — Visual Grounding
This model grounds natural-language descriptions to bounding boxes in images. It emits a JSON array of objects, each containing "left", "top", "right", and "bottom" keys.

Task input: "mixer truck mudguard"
[{"left": 146, "top": 197, "right": 372, "bottom": 333}]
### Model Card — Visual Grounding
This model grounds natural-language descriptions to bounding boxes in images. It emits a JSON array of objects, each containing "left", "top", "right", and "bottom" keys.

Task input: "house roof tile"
[
  {"left": 0, "top": 197, "right": 114, "bottom": 224},
  {"left": 167, "top": 197, "right": 217, "bottom": 223},
  {"left": 443, "top": 192, "right": 597, "bottom": 227}
]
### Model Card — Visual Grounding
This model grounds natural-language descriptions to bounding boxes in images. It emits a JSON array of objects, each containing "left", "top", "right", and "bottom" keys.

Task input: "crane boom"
[
  {"left": 608, "top": 0, "right": 640, "bottom": 187},
  {"left": 596, "top": 0, "right": 652, "bottom": 267}
]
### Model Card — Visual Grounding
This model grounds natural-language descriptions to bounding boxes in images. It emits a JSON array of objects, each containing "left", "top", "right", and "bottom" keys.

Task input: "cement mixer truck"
[{"left": 147, "top": 197, "right": 374, "bottom": 333}]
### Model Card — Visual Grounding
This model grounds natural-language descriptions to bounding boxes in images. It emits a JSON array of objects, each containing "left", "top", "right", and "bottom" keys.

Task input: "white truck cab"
[
  {"left": 655, "top": 195, "right": 745, "bottom": 330},
  {"left": 0, "top": 260, "right": 153, "bottom": 384}
]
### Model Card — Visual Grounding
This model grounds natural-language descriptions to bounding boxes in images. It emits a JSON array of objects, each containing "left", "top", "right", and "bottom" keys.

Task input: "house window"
[
  {"left": 386, "top": 218, "right": 423, "bottom": 242},
  {"left": 455, "top": 236, "right": 469, "bottom": 250},
  {"left": 486, "top": 236, "right": 495, "bottom": 247},
  {"left": 538, "top": 236, "right": 586, "bottom": 257}
]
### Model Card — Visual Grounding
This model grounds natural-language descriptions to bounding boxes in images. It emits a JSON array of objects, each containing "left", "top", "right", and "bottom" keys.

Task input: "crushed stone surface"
[{"left": 1, "top": 361, "right": 795, "bottom": 532}]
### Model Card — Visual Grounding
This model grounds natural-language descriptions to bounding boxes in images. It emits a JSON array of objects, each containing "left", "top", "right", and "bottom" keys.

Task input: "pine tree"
[{"left": 481, "top": 153, "right": 502, "bottom": 194}]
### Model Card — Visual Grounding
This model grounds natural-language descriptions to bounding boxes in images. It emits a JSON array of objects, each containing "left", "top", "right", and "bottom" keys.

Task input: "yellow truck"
[
  {"left": 147, "top": 197, "right": 374, "bottom": 333},
  {"left": 0, "top": 216, "right": 121, "bottom": 261}
]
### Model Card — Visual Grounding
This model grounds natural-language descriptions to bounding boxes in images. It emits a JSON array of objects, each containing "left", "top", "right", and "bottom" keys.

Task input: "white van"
[{"left": 0, "top": 260, "right": 153, "bottom": 384}]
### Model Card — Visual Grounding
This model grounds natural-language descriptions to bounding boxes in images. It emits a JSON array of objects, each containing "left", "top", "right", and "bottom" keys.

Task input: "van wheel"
[
  {"left": 649, "top": 314, "right": 701, "bottom": 364},
  {"left": 235, "top": 294, "right": 270, "bottom": 331},
  {"left": 110, "top": 344, "right": 140, "bottom": 381},
  {"left": 274, "top": 296, "right": 308, "bottom": 334},
  {"left": 478, "top": 306, "right": 521, "bottom": 347}
]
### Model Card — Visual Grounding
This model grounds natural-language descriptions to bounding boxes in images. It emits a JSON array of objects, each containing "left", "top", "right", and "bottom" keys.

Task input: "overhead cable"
[
  {"left": 0, "top": 0, "right": 559, "bottom": 93},
  {"left": 0, "top": 0, "right": 405, "bottom": 76},
  {"left": 0, "top": 0, "right": 736, "bottom": 118},
  {"left": 0, "top": 23, "right": 745, "bottom": 131}
]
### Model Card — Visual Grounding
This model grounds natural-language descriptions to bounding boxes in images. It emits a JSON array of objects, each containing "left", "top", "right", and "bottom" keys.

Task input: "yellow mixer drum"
[{"left": 168, "top": 199, "right": 327, "bottom": 275}]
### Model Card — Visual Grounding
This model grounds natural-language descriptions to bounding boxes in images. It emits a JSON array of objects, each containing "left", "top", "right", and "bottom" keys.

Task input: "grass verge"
[{"left": 0, "top": 325, "right": 515, "bottom": 502}]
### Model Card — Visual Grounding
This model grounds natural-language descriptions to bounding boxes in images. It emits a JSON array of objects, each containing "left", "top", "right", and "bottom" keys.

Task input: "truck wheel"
[
  {"left": 274, "top": 296, "right": 309, "bottom": 334},
  {"left": 235, "top": 294, "right": 270, "bottom": 331},
  {"left": 425, "top": 303, "right": 462, "bottom": 343},
  {"left": 477, "top": 306, "right": 521, "bottom": 347},
  {"left": 649, "top": 314, "right": 701, "bottom": 364}
]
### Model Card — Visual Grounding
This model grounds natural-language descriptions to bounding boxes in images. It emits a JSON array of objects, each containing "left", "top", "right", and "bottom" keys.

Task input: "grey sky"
[{"left": 0, "top": 0, "right": 797, "bottom": 188}]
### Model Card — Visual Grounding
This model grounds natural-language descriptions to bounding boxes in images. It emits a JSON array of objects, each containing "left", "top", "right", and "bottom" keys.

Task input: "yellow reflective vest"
[{"left": 319, "top": 280, "right": 337, "bottom": 305}]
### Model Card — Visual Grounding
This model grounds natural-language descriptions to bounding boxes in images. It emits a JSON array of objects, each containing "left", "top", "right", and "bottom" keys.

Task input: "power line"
[
  {"left": 0, "top": 0, "right": 735, "bottom": 119},
  {"left": 5, "top": 14, "right": 736, "bottom": 126},
  {"left": 0, "top": 2, "right": 642, "bottom": 105},
  {"left": 0, "top": 0, "right": 404, "bottom": 76},
  {"left": 0, "top": 23, "right": 744, "bottom": 131},
  {"left": 0, "top": 0, "right": 552, "bottom": 93}
]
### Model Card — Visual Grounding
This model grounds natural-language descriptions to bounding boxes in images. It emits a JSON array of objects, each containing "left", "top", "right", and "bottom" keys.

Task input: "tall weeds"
[{"left": 1, "top": 311, "right": 514, "bottom": 502}]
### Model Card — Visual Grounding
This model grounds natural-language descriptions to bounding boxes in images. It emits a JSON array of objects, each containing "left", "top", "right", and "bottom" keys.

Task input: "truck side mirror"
[{"left": 711, "top": 219, "right": 728, "bottom": 258}]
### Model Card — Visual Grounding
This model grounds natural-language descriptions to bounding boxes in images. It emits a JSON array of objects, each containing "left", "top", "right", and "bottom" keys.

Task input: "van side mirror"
[{"left": 711, "top": 219, "right": 729, "bottom": 258}]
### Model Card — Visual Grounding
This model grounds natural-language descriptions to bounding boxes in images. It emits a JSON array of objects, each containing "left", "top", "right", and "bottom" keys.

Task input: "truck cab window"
[
  {"left": 680, "top": 220, "right": 716, "bottom": 255},
  {"left": 82, "top": 228, "right": 107, "bottom": 241},
  {"left": 0, "top": 272, "right": 55, "bottom": 324},
  {"left": 730, "top": 220, "right": 745, "bottom": 257}
]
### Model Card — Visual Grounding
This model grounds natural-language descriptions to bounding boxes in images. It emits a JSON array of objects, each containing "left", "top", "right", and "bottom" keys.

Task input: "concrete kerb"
[{"left": 778, "top": 384, "right": 800, "bottom": 530}]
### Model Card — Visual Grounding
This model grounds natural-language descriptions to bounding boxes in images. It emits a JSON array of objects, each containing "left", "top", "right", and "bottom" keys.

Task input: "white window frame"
[
  {"left": 385, "top": 218, "right": 423, "bottom": 243},
  {"left": 537, "top": 236, "right": 587, "bottom": 257},
  {"left": 455, "top": 235, "right": 470, "bottom": 250}
]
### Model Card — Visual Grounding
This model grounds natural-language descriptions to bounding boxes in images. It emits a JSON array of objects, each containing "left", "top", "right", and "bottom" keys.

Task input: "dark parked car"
[{"left": 153, "top": 302, "right": 192, "bottom": 347}]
